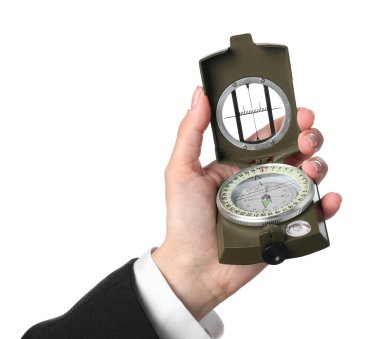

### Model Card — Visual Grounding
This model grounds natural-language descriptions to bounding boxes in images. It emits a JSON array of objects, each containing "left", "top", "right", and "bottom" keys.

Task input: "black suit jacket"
[{"left": 22, "top": 259, "right": 159, "bottom": 338}]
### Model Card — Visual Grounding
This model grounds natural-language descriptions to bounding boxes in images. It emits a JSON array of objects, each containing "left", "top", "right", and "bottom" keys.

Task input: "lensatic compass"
[{"left": 199, "top": 34, "right": 329, "bottom": 265}]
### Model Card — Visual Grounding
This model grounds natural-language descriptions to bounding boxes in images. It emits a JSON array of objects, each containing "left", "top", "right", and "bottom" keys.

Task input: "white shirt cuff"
[{"left": 133, "top": 249, "right": 224, "bottom": 339}]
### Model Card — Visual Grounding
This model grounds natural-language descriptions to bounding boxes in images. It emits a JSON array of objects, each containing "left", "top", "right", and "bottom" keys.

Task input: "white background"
[{"left": 0, "top": 1, "right": 379, "bottom": 338}]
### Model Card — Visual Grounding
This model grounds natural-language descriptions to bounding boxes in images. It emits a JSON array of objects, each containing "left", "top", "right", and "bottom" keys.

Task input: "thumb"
[{"left": 168, "top": 86, "right": 210, "bottom": 173}]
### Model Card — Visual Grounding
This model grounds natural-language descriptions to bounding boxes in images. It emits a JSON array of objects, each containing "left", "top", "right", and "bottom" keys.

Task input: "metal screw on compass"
[{"left": 199, "top": 34, "right": 329, "bottom": 265}]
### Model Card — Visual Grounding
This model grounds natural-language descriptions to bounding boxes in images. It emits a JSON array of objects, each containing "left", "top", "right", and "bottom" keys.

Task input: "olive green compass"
[{"left": 199, "top": 34, "right": 329, "bottom": 265}]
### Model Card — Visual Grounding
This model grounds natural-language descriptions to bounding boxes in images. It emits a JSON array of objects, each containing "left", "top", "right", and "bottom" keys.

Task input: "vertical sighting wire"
[
  {"left": 231, "top": 90, "right": 244, "bottom": 141},
  {"left": 246, "top": 84, "right": 260, "bottom": 140},
  {"left": 263, "top": 85, "right": 275, "bottom": 136}
]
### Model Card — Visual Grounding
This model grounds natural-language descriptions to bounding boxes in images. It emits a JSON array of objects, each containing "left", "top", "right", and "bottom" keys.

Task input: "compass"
[{"left": 199, "top": 34, "right": 329, "bottom": 265}]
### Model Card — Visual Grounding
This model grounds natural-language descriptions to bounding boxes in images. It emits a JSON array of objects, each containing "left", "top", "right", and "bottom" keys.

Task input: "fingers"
[
  {"left": 321, "top": 192, "right": 342, "bottom": 219},
  {"left": 203, "top": 161, "right": 241, "bottom": 186},
  {"left": 247, "top": 117, "right": 284, "bottom": 141},
  {"left": 168, "top": 87, "right": 210, "bottom": 175},
  {"left": 301, "top": 157, "right": 328, "bottom": 184},
  {"left": 297, "top": 107, "right": 315, "bottom": 131},
  {"left": 300, "top": 155, "right": 341, "bottom": 219},
  {"left": 296, "top": 108, "right": 342, "bottom": 219},
  {"left": 249, "top": 108, "right": 317, "bottom": 147},
  {"left": 285, "top": 108, "right": 323, "bottom": 167},
  {"left": 298, "top": 128, "right": 323, "bottom": 156},
  {"left": 286, "top": 128, "right": 324, "bottom": 167}
]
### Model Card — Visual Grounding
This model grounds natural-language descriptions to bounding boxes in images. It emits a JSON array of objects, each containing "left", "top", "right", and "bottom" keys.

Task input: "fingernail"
[
  {"left": 310, "top": 158, "right": 323, "bottom": 173},
  {"left": 305, "top": 132, "right": 319, "bottom": 149},
  {"left": 191, "top": 86, "right": 203, "bottom": 108}
]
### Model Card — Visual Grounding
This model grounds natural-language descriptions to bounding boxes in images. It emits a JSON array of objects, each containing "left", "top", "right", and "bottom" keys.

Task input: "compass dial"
[{"left": 216, "top": 164, "right": 314, "bottom": 226}]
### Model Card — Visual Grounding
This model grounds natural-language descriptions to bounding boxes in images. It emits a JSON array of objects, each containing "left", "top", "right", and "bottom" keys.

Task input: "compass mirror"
[{"left": 216, "top": 77, "right": 292, "bottom": 151}]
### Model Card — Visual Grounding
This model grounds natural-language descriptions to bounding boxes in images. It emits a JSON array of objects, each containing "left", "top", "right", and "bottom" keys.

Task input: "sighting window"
[{"left": 216, "top": 77, "right": 291, "bottom": 151}]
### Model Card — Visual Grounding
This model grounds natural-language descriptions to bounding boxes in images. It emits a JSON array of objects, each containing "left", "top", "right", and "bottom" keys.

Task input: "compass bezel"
[{"left": 216, "top": 163, "right": 315, "bottom": 227}]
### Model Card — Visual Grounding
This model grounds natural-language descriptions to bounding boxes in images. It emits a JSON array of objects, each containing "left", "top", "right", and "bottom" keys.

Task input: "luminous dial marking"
[{"left": 217, "top": 164, "right": 314, "bottom": 227}]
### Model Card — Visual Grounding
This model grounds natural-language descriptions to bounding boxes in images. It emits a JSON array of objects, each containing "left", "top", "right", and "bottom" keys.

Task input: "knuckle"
[{"left": 177, "top": 117, "right": 189, "bottom": 137}]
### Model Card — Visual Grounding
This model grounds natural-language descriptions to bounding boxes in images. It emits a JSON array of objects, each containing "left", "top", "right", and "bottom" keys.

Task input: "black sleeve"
[{"left": 22, "top": 259, "right": 159, "bottom": 339}]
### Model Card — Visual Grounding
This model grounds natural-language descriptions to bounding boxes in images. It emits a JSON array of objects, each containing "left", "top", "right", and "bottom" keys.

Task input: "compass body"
[{"left": 199, "top": 34, "right": 329, "bottom": 265}]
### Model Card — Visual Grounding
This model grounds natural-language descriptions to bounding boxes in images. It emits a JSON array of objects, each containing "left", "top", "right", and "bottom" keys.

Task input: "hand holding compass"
[{"left": 153, "top": 84, "right": 341, "bottom": 319}]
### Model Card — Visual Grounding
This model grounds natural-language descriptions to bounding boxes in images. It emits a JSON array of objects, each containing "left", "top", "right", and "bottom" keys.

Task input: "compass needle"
[{"left": 262, "top": 199, "right": 270, "bottom": 209}]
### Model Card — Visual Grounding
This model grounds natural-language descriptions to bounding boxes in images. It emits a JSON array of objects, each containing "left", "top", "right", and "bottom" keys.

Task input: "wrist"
[{"left": 152, "top": 244, "right": 225, "bottom": 321}]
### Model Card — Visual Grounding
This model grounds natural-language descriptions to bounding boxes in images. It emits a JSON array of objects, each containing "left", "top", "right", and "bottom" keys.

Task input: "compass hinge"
[{"left": 250, "top": 157, "right": 273, "bottom": 166}]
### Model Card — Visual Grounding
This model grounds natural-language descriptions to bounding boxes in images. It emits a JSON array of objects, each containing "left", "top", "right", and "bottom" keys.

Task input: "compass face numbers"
[
  {"left": 216, "top": 77, "right": 292, "bottom": 151},
  {"left": 216, "top": 164, "right": 314, "bottom": 226}
]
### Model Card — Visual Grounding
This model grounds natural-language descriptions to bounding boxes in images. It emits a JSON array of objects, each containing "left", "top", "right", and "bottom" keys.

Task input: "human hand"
[{"left": 152, "top": 86, "right": 342, "bottom": 320}]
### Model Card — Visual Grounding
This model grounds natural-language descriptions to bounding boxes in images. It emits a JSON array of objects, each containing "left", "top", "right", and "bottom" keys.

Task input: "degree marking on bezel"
[{"left": 216, "top": 163, "right": 314, "bottom": 227}]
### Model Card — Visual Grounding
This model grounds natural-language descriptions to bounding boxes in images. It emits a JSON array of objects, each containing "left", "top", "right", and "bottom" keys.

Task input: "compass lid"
[{"left": 199, "top": 34, "right": 300, "bottom": 167}]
